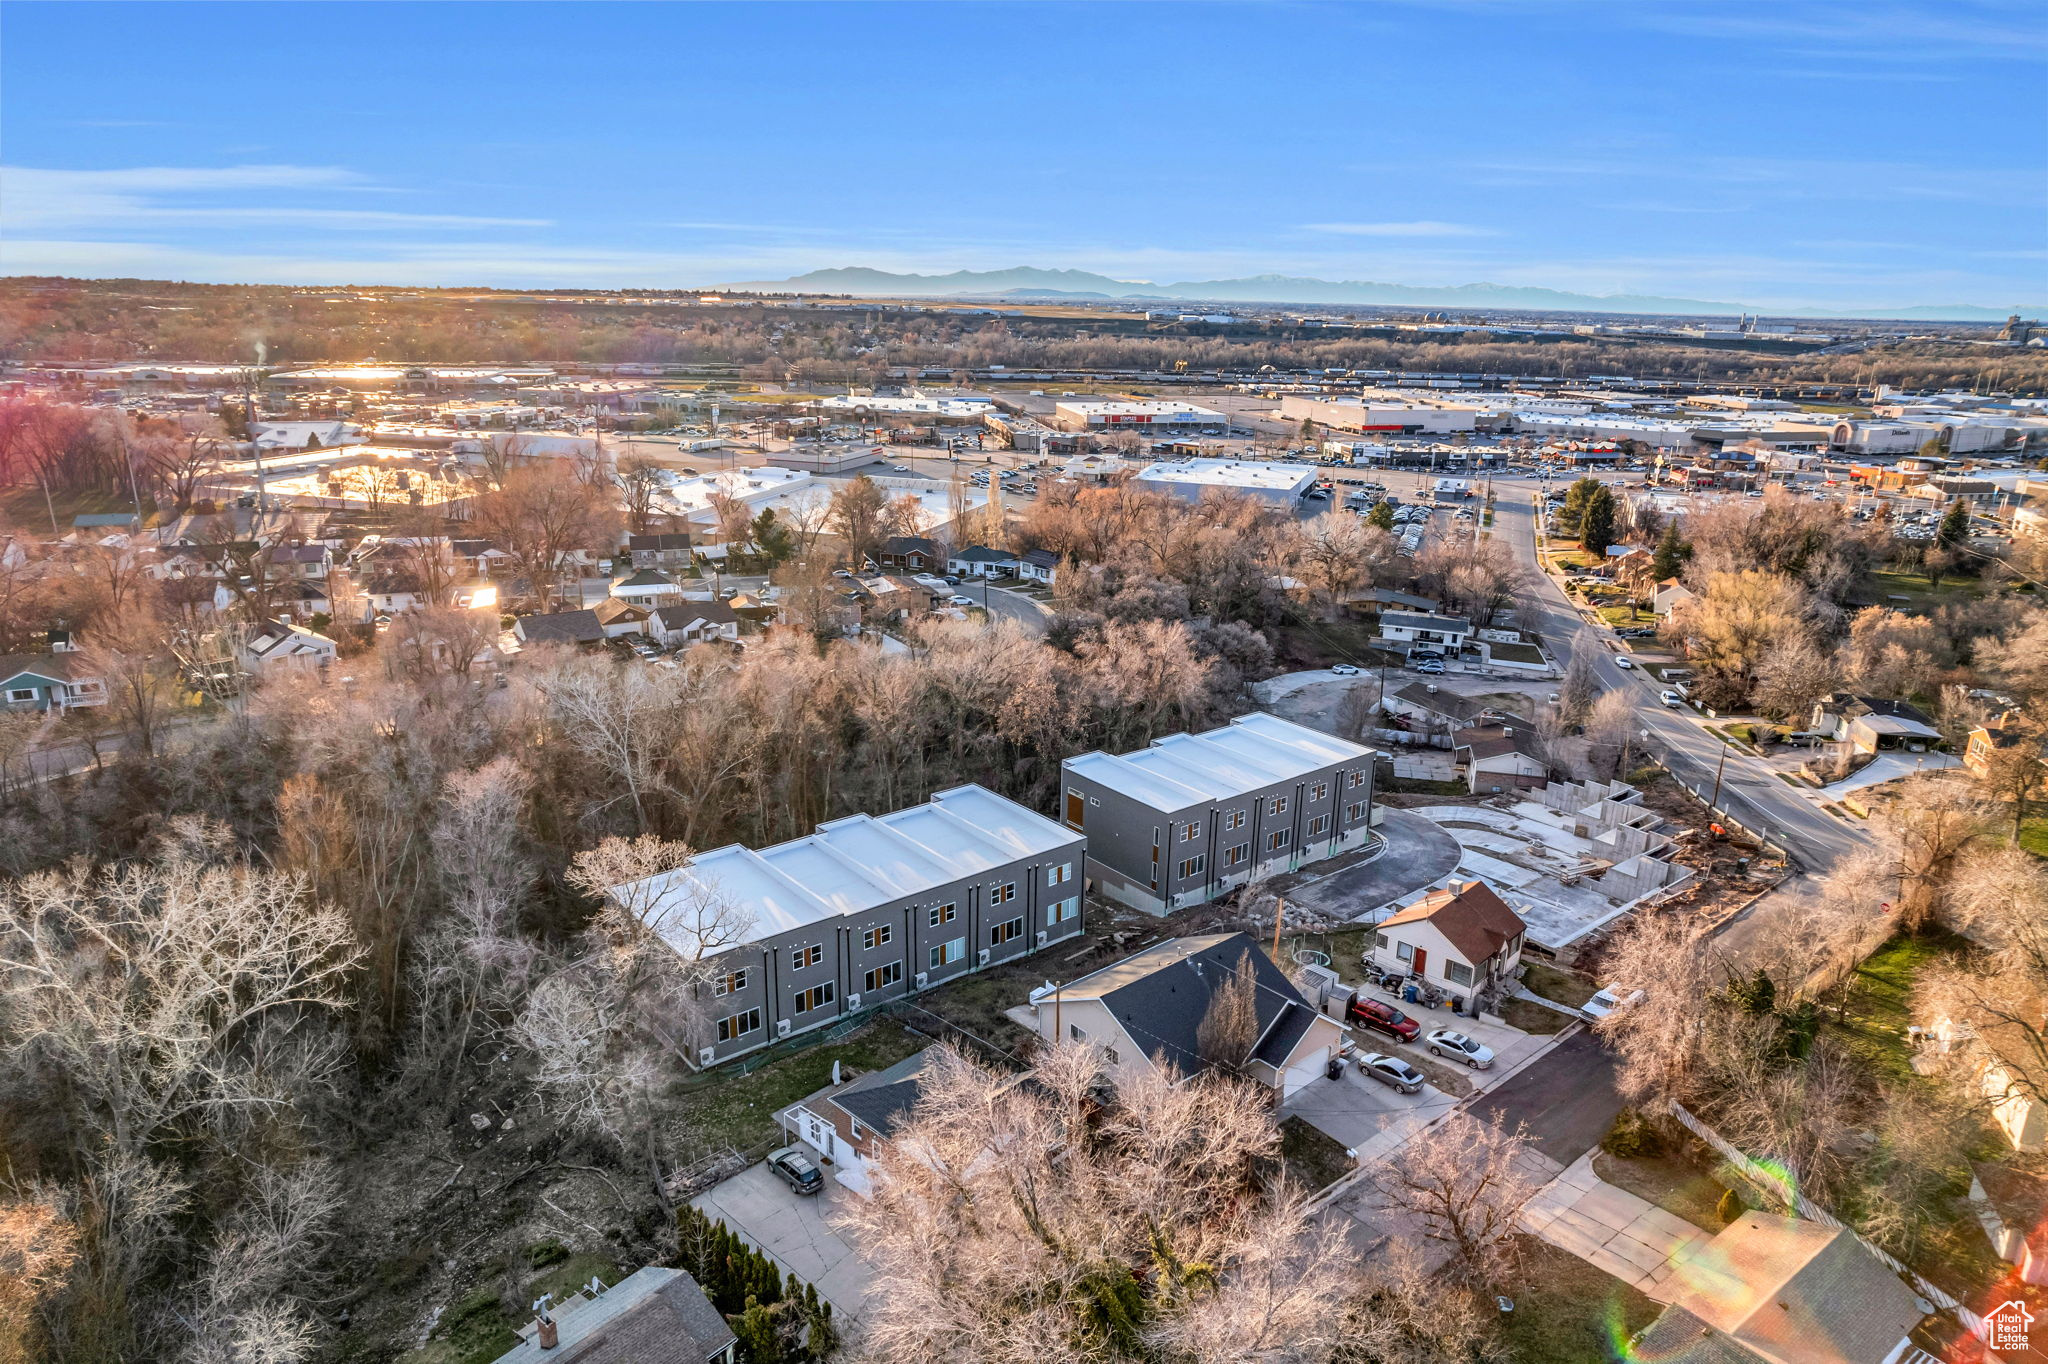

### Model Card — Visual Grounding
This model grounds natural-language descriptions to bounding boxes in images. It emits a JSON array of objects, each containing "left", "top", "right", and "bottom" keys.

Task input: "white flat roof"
[
  {"left": 1134, "top": 459, "right": 1317, "bottom": 493},
  {"left": 1064, "top": 711, "right": 1376, "bottom": 814},
  {"left": 1055, "top": 400, "right": 1225, "bottom": 417},
  {"left": 608, "top": 784, "right": 1080, "bottom": 956}
]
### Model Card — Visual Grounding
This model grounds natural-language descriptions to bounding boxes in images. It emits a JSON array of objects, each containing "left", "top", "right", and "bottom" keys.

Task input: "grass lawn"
[
  {"left": 1820, "top": 929, "right": 1968, "bottom": 1083},
  {"left": 1597, "top": 604, "right": 1649, "bottom": 627},
  {"left": 1498, "top": 1234, "right": 1660, "bottom": 1364},
  {"left": 0, "top": 483, "right": 144, "bottom": 533},
  {"left": 1863, "top": 567, "right": 1983, "bottom": 613},
  {"left": 1502, "top": 997, "right": 1575, "bottom": 1034},
  {"left": 669, "top": 1019, "right": 931, "bottom": 1159},
  {"left": 1592, "top": 1150, "right": 1728, "bottom": 1233},
  {"left": 1278, "top": 1115, "right": 1355, "bottom": 1193},
  {"left": 1279, "top": 925, "right": 1373, "bottom": 980},
  {"left": 2019, "top": 814, "right": 2048, "bottom": 860},
  {"left": 1375, "top": 774, "right": 1469, "bottom": 797},
  {"left": 1488, "top": 641, "right": 1546, "bottom": 665},
  {"left": 1522, "top": 960, "right": 1598, "bottom": 1009}
]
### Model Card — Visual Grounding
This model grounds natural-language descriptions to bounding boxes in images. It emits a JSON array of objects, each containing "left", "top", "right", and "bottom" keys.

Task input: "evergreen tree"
[
  {"left": 1557, "top": 476, "right": 1603, "bottom": 535},
  {"left": 1580, "top": 486, "right": 1618, "bottom": 555},
  {"left": 1936, "top": 496, "right": 1971, "bottom": 554},
  {"left": 1651, "top": 520, "right": 1691, "bottom": 580},
  {"left": 1366, "top": 500, "right": 1396, "bottom": 531},
  {"left": 751, "top": 508, "right": 795, "bottom": 566}
]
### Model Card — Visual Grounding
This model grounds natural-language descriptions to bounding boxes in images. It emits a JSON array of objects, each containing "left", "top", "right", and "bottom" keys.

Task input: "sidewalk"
[{"left": 1519, "top": 1152, "right": 1711, "bottom": 1302}]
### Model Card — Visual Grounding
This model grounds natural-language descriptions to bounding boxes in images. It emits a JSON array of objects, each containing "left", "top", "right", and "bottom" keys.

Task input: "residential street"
[{"left": 1468, "top": 1026, "right": 1623, "bottom": 1166}]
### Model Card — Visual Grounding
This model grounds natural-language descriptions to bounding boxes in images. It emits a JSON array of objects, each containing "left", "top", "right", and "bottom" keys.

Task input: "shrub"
[
  {"left": 1602, "top": 1107, "right": 1664, "bottom": 1159},
  {"left": 527, "top": 1239, "right": 570, "bottom": 1270}
]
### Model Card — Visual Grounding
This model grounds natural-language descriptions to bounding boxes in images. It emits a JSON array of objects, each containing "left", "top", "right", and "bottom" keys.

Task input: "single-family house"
[
  {"left": 270, "top": 544, "right": 334, "bottom": 580},
  {"left": 251, "top": 420, "right": 365, "bottom": 451},
  {"left": 610, "top": 569, "right": 686, "bottom": 610},
  {"left": 240, "top": 619, "right": 338, "bottom": 675},
  {"left": 1061, "top": 712, "right": 1378, "bottom": 915},
  {"left": 859, "top": 573, "right": 942, "bottom": 620},
  {"left": 1028, "top": 932, "right": 1348, "bottom": 1103},
  {"left": 591, "top": 598, "right": 648, "bottom": 638},
  {"left": 513, "top": 609, "right": 608, "bottom": 647},
  {"left": 1381, "top": 682, "right": 1520, "bottom": 735},
  {"left": 781, "top": 1046, "right": 948, "bottom": 1196},
  {"left": 1652, "top": 578, "right": 1696, "bottom": 617},
  {"left": 1018, "top": 548, "right": 1060, "bottom": 584},
  {"left": 605, "top": 784, "right": 1084, "bottom": 1067},
  {"left": 648, "top": 600, "right": 741, "bottom": 647},
  {"left": 1454, "top": 722, "right": 1551, "bottom": 793},
  {"left": 1627, "top": 1213, "right": 1927, "bottom": 1364},
  {"left": 1810, "top": 694, "right": 1943, "bottom": 755},
  {"left": 72, "top": 512, "right": 140, "bottom": 534},
  {"left": 1368, "top": 880, "right": 1526, "bottom": 1012},
  {"left": 1348, "top": 586, "right": 1442, "bottom": 614},
  {"left": 948, "top": 545, "right": 1019, "bottom": 579},
  {"left": 1377, "top": 610, "right": 1473, "bottom": 652},
  {"left": 626, "top": 532, "right": 694, "bottom": 571},
  {"left": 0, "top": 653, "right": 106, "bottom": 712},
  {"left": 491, "top": 1266, "right": 735, "bottom": 1364},
  {"left": 1965, "top": 711, "right": 2042, "bottom": 780},
  {"left": 878, "top": 536, "right": 942, "bottom": 573},
  {"left": 1611, "top": 548, "right": 1659, "bottom": 600}
]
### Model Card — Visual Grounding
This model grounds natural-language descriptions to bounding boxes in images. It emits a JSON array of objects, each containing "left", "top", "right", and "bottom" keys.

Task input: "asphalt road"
[{"left": 1469, "top": 1026, "right": 1622, "bottom": 1165}]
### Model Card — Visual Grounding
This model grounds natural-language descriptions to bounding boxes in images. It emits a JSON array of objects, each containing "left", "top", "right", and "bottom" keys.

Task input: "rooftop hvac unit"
[
  {"left": 698, "top": 1048, "right": 716, "bottom": 1067},
  {"left": 776, "top": 1019, "right": 791, "bottom": 1038},
  {"left": 978, "top": 949, "right": 991, "bottom": 967},
  {"left": 845, "top": 992, "right": 861, "bottom": 1011},
  {"left": 915, "top": 971, "right": 929, "bottom": 989}
]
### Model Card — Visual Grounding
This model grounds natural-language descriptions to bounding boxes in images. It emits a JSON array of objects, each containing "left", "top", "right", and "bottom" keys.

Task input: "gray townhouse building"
[
  {"left": 1060, "top": 712, "right": 1380, "bottom": 915},
  {"left": 611, "top": 784, "right": 1086, "bottom": 1067}
]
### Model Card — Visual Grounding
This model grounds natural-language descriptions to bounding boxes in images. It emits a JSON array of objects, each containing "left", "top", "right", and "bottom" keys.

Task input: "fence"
[{"left": 1666, "top": 1100, "right": 1986, "bottom": 1337}]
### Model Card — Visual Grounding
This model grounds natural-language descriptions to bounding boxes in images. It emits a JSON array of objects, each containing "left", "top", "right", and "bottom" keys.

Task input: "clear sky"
[{"left": 2, "top": 1, "right": 2043, "bottom": 311}]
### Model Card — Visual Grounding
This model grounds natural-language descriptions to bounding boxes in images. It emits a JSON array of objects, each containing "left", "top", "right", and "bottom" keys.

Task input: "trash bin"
[
  {"left": 1403, "top": 984, "right": 1419, "bottom": 1003},
  {"left": 1326, "top": 1055, "right": 1346, "bottom": 1081}
]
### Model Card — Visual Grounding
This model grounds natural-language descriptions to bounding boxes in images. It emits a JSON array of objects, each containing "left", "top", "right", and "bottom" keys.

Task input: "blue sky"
[{"left": 2, "top": 1, "right": 2043, "bottom": 310}]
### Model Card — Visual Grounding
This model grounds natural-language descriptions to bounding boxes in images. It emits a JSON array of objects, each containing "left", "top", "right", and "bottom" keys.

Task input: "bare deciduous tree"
[{"left": 1363, "top": 1112, "right": 1536, "bottom": 1289}]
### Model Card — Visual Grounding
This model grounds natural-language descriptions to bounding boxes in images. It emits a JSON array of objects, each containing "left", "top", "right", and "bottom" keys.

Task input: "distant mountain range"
[{"left": 712, "top": 266, "right": 2041, "bottom": 323}]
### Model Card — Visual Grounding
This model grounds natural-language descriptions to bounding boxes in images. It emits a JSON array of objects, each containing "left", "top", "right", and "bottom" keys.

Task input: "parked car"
[
  {"left": 1331, "top": 664, "right": 1361, "bottom": 675},
  {"left": 1357, "top": 1052, "right": 1425, "bottom": 1095},
  {"left": 766, "top": 1146, "right": 823, "bottom": 1195},
  {"left": 1347, "top": 995, "right": 1421, "bottom": 1042},
  {"left": 1414, "top": 661, "right": 1446, "bottom": 675},
  {"left": 1659, "top": 690, "right": 1685, "bottom": 708},
  {"left": 1581, "top": 986, "right": 1645, "bottom": 1021},
  {"left": 1425, "top": 1028, "right": 1495, "bottom": 1069},
  {"left": 948, "top": 594, "right": 974, "bottom": 606},
  {"left": 1613, "top": 657, "right": 1635, "bottom": 670},
  {"left": 891, "top": 464, "right": 910, "bottom": 472}
]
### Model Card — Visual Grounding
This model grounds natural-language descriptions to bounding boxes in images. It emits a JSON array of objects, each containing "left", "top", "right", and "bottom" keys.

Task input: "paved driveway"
[
  {"left": 1287, "top": 809, "right": 1461, "bottom": 921},
  {"left": 1521, "top": 1153, "right": 1712, "bottom": 1302},
  {"left": 1467, "top": 1025, "right": 1622, "bottom": 1165},
  {"left": 1284, "top": 1056, "right": 1459, "bottom": 1162},
  {"left": 690, "top": 1161, "right": 874, "bottom": 1321}
]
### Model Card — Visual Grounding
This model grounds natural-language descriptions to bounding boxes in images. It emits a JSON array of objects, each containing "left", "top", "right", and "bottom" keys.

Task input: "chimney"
[{"left": 537, "top": 1318, "right": 559, "bottom": 1350}]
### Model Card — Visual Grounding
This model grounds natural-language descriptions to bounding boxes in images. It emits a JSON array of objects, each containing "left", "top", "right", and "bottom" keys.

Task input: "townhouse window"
[
  {"left": 716, "top": 1008, "right": 761, "bottom": 1042},
  {"left": 1445, "top": 961, "right": 1474, "bottom": 987},
  {"left": 1183, "top": 820, "right": 1202, "bottom": 842},
  {"left": 1224, "top": 809, "right": 1245, "bottom": 831},
  {"left": 928, "top": 903, "right": 957, "bottom": 927},
  {"left": 1069, "top": 1024, "right": 1086, "bottom": 1043},
  {"left": 1396, "top": 941, "right": 1415, "bottom": 962},
  {"left": 1266, "top": 830, "right": 1290, "bottom": 852},
  {"left": 990, "top": 916, "right": 1024, "bottom": 946},
  {"left": 1310, "top": 781, "right": 1328, "bottom": 802},
  {"left": 1224, "top": 843, "right": 1249, "bottom": 868},
  {"left": 1347, "top": 802, "right": 1367, "bottom": 822},
  {"left": 1178, "top": 855, "right": 1206, "bottom": 879},
  {"left": 1269, "top": 795, "right": 1289, "bottom": 816},
  {"left": 1065, "top": 791, "right": 1085, "bottom": 828},
  {"left": 1349, "top": 772, "right": 1366, "bottom": 789},
  {"left": 711, "top": 968, "right": 751, "bottom": 997},
  {"left": 1048, "top": 896, "right": 1080, "bottom": 925},
  {"left": 1103, "top": 1046, "right": 1119, "bottom": 1065},
  {"left": 1047, "top": 862, "right": 1072, "bottom": 887},
  {"left": 863, "top": 924, "right": 893, "bottom": 950},
  {"left": 992, "top": 882, "right": 1017, "bottom": 905},
  {"left": 1307, "top": 814, "right": 1330, "bottom": 838},
  {"left": 792, "top": 943, "right": 824, "bottom": 970},
  {"left": 794, "top": 982, "right": 836, "bottom": 1013},
  {"left": 864, "top": 960, "right": 903, "bottom": 992},
  {"left": 929, "top": 937, "right": 966, "bottom": 969}
]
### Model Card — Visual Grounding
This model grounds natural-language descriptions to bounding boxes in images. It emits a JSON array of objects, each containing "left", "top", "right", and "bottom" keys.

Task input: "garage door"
[{"left": 1282, "top": 1048, "right": 1328, "bottom": 1101}]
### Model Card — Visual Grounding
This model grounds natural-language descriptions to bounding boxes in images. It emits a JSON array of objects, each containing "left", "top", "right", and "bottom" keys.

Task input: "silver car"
[
  {"left": 1425, "top": 1028, "right": 1495, "bottom": 1070},
  {"left": 1357, "top": 1052, "right": 1425, "bottom": 1095}
]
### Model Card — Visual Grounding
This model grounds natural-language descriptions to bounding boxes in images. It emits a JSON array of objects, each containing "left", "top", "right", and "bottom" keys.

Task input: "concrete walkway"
[{"left": 1519, "top": 1153, "right": 1711, "bottom": 1302}]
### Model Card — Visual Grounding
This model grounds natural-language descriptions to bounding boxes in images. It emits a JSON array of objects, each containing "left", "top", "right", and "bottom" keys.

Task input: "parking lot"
[{"left": 690, "top": 1159, "right": 876, "bottom": 1322}]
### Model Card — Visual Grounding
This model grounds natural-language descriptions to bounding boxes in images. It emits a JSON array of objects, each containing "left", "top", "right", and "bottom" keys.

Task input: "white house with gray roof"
[
  {"left": 609, "top": 785, "right": 1085, "bottom": 1067},
  {"left": 1060, "top": 712, "right": 1379, "bottom": 915}
]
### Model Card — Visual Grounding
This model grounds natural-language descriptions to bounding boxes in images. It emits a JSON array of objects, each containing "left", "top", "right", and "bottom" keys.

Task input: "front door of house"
[
  {"left": 804, "top": 1113, "right": 834, "bottom": 1160},
  {"left": 1412, "top": 948, "right": 1428, "bottom": 979}
]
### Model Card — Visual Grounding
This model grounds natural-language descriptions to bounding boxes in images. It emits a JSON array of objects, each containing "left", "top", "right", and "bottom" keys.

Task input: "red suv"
[{"left": 1348, "top": 996, "right": 1420, "bottom": 1043}]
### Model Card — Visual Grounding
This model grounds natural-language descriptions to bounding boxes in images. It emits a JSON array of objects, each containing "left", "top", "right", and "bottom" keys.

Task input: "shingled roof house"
[
  {"left": 1028, "top": 932, "right": 1346, "bottom": 1103},
  {"left": 490, "top": 1266, "right": 735, "bottom": 1364}
]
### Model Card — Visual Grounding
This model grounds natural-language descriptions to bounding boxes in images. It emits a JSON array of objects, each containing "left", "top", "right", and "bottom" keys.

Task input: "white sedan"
[
  {"left": 1613, "top": 657, "right": 1635, "bottom": 670},
  {"left": 1425, "top": 1028, "right": 1495, "bottom": 1070},
  {"left": 948, "top": 594, "right": 975, "bottom": 606},
  {"left": 1330, "top": 664, "right": 1361, "bottom": 676}
]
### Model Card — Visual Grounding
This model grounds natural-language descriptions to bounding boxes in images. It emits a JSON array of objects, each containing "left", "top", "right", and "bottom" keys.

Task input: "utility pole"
[
  {"left": 1272, "top": 895, "right": 1286, "bottom": 958},
  {"left": 1708, "top": 740, "right": 1730, "bottom": 811}
]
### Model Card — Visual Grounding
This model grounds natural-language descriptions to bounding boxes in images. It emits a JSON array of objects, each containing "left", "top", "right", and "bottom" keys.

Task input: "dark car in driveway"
[
  {"left": 1347, "top": 996, "right": 1421, "bottom": 1042},
  {"left": 766, "top": 1145, "right": 823, "bottom": 1196}
]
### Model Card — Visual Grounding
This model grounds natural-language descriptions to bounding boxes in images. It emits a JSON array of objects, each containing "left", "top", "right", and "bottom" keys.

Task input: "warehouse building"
[
  {"left": 1060, "top": 712, "right": 1379, "bottom": 916},
  {"left": 1281, "top": 394, "right": 1479, "bottom": 435},
  {"left": 609, "top": 784, "right": 1086, "bottom": 1067},
  {"left": 1132, "top": 458, "right": 1317, "bottom": 506},
  {"left": 1050, "top": 399, "right": 1229, "bottom": 434}
]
